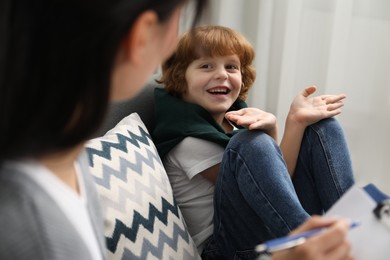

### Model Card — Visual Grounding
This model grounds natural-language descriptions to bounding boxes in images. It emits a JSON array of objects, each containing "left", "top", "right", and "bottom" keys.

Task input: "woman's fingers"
[
  {"left": 289, "top": 216, "right": 336, "bottom": 235},
  {"left": 286, "top": 219, "right": 352, "bottom": 260},
  {"left": 309, "top": 220, "right": 349, "bottom": 250}
]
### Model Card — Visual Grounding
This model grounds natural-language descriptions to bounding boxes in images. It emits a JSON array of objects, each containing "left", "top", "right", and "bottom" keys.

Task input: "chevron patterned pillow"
[{"left": 85, "top": 113, "right": 200, "bottom": 260}]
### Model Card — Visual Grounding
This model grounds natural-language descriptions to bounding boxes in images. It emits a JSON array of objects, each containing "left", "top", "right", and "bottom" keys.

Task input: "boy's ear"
[{"left": 122, "top": 11, "right": 158, "bottom": 64}]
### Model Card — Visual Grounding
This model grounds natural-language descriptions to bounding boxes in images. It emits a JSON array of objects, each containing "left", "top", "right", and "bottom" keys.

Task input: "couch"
[{"left": 85, "top": 78, "right": 201, "bottom": 259}]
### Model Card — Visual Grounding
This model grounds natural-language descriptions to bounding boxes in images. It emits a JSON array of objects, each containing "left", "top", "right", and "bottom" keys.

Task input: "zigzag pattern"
[
  {"left": 121, "top": 223, "right": 198, "bottom": 259},
  {"left": 92, "top": 147, "right": 164, "bottom": 190},
  {"left": 97, "top": 170, "right": 171, "bottom": 215},
  {"left": 106, "top": 196, "right": 180, "bottom": 252},
  {"left": 86, "top": 113, "right": 200, "bottom": 260},
  {"left": 86, "top": 126, "right": 151, "bottom": 168}
]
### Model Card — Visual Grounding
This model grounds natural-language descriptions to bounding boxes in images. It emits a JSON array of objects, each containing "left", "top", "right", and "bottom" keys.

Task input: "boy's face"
[{"left": 183, "top": 54, "right": 242, "bottom": 122}]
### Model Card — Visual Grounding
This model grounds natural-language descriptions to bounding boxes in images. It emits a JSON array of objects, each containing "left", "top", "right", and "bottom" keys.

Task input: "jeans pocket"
[{"left": 201, "top": 236, "right": 224, "bottom": 259}]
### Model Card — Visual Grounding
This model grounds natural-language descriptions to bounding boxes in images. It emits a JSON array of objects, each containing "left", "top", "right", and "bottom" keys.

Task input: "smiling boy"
[{"left": 153, "top": 25, "right": 354, "bottom": 259}]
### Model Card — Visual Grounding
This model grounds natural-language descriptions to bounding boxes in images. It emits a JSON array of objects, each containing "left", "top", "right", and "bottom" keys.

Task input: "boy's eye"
[
  {"left": 226, "top": 64, "right": 239, "bottom": 70},
  {"left": 200, "top": 64, "right": 212, "bottom": 69}
]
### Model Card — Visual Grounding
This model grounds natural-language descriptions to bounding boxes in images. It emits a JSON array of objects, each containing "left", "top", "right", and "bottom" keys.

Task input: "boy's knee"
[
  {"left": 309, "top": 118, "right": 343, "bottom": 136},
  {"left": 228, "top": 130, "right": 278, "bottom": 154}
]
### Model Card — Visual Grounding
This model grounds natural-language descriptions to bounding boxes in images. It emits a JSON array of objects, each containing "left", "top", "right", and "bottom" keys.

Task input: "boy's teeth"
[{"left": 208, "top": 88, "right": 228, "bottom": 94}]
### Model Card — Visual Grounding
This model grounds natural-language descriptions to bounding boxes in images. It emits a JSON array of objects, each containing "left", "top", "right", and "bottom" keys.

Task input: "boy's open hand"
[{"left": 288, "top": 85, "right": 346, "bottom": 127}]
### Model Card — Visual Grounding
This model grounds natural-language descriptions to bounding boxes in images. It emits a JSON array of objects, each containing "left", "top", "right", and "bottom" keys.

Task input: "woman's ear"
[{"left": 122, "top": 11, "right": 158, "bottom": 64}]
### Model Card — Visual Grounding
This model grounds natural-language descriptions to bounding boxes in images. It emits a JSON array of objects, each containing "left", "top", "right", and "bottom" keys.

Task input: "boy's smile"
[
  {"left": 207, "top": 86, "right": 231, "bottom": 95},
  {"left": 183, "top": 54, "right": 242, "bottom": 124}
]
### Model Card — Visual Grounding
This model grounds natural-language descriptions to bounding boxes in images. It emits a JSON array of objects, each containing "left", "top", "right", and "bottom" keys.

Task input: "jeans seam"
[
  {"left": 309, "top": 123, "right": 343, "bottom": 197},
  {"left": 228, "top": 147, "right": 295, "bottom": 233}
]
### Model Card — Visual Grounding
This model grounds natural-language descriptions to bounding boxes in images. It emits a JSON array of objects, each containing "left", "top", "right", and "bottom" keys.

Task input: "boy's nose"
[{"left": 214, "top": 67, "right": 228, "bottom": 80}]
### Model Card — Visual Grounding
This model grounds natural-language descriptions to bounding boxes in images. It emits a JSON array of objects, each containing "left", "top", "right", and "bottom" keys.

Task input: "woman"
[{"left": 0, "top": 0, "right": 206, "bottom": 259}]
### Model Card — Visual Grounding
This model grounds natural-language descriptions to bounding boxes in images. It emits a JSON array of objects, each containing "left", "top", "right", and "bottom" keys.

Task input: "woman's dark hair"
[{"left": 0, "top": 0, "right": 207, "bottom": 162}]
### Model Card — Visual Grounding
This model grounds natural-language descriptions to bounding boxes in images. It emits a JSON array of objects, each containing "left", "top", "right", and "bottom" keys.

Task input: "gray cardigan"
[{"left": 0, "top": 152, "right": 106, "bottom": 260}]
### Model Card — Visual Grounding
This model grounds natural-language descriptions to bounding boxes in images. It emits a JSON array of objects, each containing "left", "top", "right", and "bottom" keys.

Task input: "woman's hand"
[
  {"left": 272, "top": 216, "right": 353, "bottom": 260},
  {"left": 225, "top": 108, "right": 278, "bottom": 140},
  {"left": 288, "top": 85, "right": 346, "bottom": 127}
]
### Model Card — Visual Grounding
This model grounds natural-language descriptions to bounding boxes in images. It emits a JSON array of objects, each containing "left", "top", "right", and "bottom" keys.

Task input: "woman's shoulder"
[
  {"left": 0, "top": 167, "right": 93, "bottom": 260},
  {"left": 0, "top": 166, "right": 59, "bottom": 226},
  {"left": 0, "top": 170, "right": 48, "bottom": 259}
]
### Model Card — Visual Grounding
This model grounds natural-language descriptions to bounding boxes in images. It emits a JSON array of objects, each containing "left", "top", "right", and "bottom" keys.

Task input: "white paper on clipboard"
[{"left": 325, "top": 185, "right": 390, "bottom": 260}]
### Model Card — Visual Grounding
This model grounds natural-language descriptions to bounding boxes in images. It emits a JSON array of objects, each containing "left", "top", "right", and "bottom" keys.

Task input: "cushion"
[{"left": 85, "top": 113, "right": 200, "bottom": 260}]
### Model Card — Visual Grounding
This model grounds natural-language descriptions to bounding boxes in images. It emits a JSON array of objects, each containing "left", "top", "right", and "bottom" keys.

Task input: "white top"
[
  {"left": 163, "top": 137, "right": 225, "bottom": 253},
  {"left": 6, "top": 160, "right": 103, "bottom": 260}
]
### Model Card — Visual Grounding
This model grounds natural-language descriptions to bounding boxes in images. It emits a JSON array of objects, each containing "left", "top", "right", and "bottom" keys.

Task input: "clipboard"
[{"left": 324, "top": 183, "right": 390, "bottom": 260}]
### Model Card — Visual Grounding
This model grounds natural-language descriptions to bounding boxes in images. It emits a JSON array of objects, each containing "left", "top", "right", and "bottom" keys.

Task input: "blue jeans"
[{"left": 202, "top": 118, "right": 355, "bottom": 259}]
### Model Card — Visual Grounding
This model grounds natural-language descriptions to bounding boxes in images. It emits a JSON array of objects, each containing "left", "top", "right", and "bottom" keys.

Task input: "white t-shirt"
[
  {"left": 7, "top": 160, "right": 103, "bottom": 260},
  {"left": 163, "top": 137, "right": 225, "bottom": 253}
]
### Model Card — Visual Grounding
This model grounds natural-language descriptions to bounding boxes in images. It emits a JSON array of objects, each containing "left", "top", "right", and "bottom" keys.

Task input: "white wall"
[{"left": 199, "top": 0, "right": 390, "bottom": 194}]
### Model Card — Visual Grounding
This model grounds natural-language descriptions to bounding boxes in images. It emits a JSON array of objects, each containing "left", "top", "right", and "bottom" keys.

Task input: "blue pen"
[{"left": 255, "top": 220, "right": 361, "bottom": 253}]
